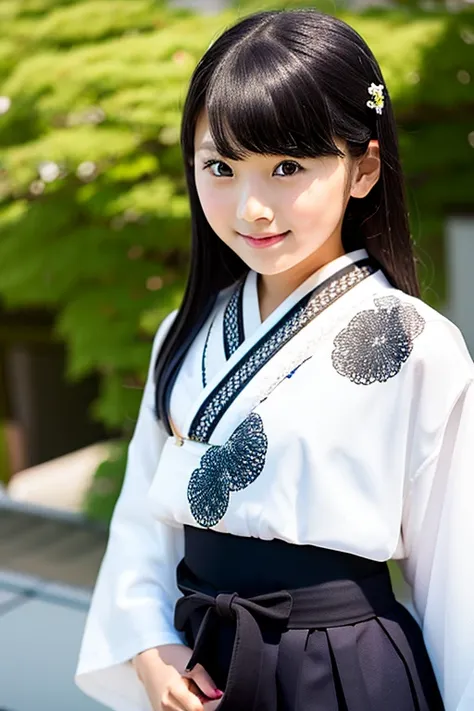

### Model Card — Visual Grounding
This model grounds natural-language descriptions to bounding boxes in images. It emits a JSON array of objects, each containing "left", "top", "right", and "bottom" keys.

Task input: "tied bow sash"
[
  {"left": 174, "top": 560, "right": 398, "bottom": 711},
  {"left": 174, "top": 577, "right": 293, "bottom": 711}
]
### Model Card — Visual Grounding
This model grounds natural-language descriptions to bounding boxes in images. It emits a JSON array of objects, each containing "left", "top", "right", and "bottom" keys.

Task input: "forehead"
[
  {"left": 194, "top": 111, "right": 216, "bottom": 152},
  {"left": 194, "top": 111, "right": 214, "bottom": 151},
  {"left": 193, "top": 109, "right": 348, "bottom": 160}
]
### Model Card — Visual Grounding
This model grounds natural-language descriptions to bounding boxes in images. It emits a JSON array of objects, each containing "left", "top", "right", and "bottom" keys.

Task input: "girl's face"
[{"left": 193, "top": 111, "right": 356, "bottom": 279}]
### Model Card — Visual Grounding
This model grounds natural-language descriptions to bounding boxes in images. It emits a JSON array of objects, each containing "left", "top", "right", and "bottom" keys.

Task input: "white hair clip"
[{"left": 366, "top": 83, "right": 385, "bottom": 115}]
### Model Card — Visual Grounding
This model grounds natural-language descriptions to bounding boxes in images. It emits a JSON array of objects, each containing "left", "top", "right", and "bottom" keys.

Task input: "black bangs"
[{"left": 206, "top": 37, "right": 344, "bottom": 161}]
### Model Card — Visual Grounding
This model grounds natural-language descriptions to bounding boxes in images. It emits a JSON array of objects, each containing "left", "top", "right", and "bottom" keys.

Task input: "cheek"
[
  {"left": 195, "top": 179, "right": 232, "bottom": 228},
  {"left": 290, "top": 174, "right": 347, "bottom": 228}
]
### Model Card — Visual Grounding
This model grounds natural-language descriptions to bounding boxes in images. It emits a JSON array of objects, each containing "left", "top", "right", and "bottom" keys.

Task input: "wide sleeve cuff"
[{"left": 402, "top": 380, "right": 474, "bottom": 711}]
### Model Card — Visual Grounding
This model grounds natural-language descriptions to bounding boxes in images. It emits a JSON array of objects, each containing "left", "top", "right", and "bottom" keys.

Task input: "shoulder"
[
  {"left": 333, "top": 272, "right": 474, "bottom": 390},
  {"left": 150, "top": 282, "right": 238, "bottom": 358},
  {"left": 149, "top": 282, "right": 238, "bottom": 359},
  {"left": 393, "top": 292, "right": 473, "bottom": 376},
  {"left": 150, "top": 309, "right": 179, "bottom": 360},
  {"left": 370, "top": 281, "right": 474, "bottom": 386}
]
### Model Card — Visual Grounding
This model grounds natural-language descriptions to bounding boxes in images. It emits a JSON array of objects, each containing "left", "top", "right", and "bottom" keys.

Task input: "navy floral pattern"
[
  {"left": 187, "top": 413, "right": 268, "bottom": 528},
  {"left": 332, "top": 295, "right": 425, "bottom": 385}
]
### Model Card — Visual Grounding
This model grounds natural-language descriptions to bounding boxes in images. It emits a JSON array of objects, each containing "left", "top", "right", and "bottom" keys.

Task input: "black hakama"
[{"left": 174, "top": 526, "right": 444, "bottom": 711}]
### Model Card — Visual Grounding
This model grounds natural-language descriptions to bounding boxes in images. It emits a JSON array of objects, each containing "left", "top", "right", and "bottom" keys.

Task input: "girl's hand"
[
  {"left": 163, "top": 666, "right": 223, "bottom": 710},
  {"left": 133, "top": 645, "right": 223, "bottom": 711}
]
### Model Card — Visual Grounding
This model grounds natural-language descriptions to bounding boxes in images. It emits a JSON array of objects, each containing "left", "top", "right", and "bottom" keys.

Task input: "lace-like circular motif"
[
  {"left": 332, "top": 296, "right": 425, "bottom": 385},
  {"left": 187, "top": 412, "right": 268, "bottom": 528}
]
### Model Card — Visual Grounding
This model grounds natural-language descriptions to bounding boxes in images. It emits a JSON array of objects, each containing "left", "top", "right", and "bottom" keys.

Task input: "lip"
[{"left": 238, "top": 231, "right": 290, "bottom": 249}]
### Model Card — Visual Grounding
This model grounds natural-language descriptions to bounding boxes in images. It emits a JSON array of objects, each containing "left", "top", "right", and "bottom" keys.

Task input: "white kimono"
[{"left": 75, "top": 249, "right": 474, "bottom": 711}]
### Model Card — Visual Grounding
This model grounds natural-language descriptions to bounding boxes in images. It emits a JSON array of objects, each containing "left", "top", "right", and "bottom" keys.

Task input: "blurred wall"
[{"left": 446, "top": 215, "right": 474, "bottom": 356}]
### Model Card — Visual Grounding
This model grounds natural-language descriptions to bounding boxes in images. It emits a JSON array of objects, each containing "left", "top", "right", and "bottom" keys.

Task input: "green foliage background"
[{"left": 0, "top": 0, "right": 473, "bottom": 520}]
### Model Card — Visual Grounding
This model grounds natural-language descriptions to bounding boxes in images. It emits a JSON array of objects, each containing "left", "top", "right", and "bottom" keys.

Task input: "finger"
[
  {"left": 170, "top": 678, "right": 205, "bottom": 711},
  {"left": 185, "top": 679, "right": 209, "bottom": 703},
  {"left": 161, "top": 687, "right": 185, "bottom": 711},
  {"left": 186, "top": 664, "right": 224, "bottom": 701}
]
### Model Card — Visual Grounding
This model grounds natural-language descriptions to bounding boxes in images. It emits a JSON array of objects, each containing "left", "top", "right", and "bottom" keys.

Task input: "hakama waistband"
[
  {"left": 173, "top": 528, "right": 444, "bottom": 711},
  {"left": 174, "top": 561, "right": 398, "bottom": 711}
]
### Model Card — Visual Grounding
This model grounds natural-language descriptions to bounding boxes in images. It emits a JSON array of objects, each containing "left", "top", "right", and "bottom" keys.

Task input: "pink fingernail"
[{"left": 214, "top": 690, "right": 224, "bottom": 698}]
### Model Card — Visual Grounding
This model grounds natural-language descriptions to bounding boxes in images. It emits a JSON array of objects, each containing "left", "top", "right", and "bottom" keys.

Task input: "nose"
[{"left": 236, "top": 185, "right": 274, "bottom": 223}]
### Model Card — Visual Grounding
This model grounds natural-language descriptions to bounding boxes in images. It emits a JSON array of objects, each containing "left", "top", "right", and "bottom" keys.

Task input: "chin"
[{"left": 241, "top": 256, "right": 301, "bottom": 277}]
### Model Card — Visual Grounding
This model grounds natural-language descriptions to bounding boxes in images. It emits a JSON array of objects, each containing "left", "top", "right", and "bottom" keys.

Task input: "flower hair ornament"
[{"left": 367, "top": 83, "right": 385, "bottom": 115}]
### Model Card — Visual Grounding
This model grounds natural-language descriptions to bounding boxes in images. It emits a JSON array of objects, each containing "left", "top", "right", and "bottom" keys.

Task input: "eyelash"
[{"left": 202, "top": 159, "right": 304, "bottom": 178}]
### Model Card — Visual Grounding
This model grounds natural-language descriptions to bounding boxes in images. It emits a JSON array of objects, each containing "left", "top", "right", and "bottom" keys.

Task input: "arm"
[
  {"left": 75, "top": 312, "right": 187, "bottom": 711},
  {"left": 401, "top": 380, "right": 474, "bottom": 711}
]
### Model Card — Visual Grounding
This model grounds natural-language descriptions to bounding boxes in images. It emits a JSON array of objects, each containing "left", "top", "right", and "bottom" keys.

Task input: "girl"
[{"left": 75, "top": 9, "right": 474, "bottom": 711}]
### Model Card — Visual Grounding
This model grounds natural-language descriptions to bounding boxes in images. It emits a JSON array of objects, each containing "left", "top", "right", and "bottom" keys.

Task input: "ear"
[{"left": 349, "top": 140, "right": 380, "bottom": 199}]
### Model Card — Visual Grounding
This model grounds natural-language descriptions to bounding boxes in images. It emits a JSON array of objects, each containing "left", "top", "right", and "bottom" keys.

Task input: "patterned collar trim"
[
  {"left": 188, "top": 258, "right": 375, "bottom": 444},
  {"left": 201, "top": 316, "right": 215, "bottom": 389},
  {"left": 223, "top": 279, "right": 245, "bottom": 361}
]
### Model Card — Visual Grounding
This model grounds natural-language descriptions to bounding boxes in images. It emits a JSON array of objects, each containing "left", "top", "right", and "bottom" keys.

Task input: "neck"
[{"left": 257, "top": 237, "right": 346, "bottom": 322}]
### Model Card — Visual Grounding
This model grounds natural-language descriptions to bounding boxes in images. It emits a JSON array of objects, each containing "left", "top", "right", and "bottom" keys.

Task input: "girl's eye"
[
  {"left": 203, "top": 159, "right": 233, "bottom": 178},
  {"left": 273, "top": 160, "right": 303, "bottom": 177},
  {"left": 202, "top": 158, "right": 303, "bottom": 178}
]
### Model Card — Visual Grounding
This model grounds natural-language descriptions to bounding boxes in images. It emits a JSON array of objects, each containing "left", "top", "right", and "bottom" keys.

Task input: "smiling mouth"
[{"left": 238, "top": 231, "right": 290, "bottom": 248}]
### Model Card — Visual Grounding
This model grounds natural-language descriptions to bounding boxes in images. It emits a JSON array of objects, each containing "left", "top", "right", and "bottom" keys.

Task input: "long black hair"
[{"left": 155, "top": 9, "right": 420, "bottom": 433}]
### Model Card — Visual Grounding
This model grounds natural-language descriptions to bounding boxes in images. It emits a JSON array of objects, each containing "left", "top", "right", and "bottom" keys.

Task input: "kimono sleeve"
[
  {"left": 75, "top": 311, "right": 186, "bottom": 711},
  {"left": 401, "top": 328, "right": 474, "bottom": 711}
]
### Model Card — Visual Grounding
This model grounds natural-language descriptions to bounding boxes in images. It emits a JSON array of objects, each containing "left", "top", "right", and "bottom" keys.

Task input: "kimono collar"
[
  {"left": 187, "top": 249, "right": 374, "bottom": 444},
  {"left": 241, "top": 248, "right": 370, "bottom": 343}
]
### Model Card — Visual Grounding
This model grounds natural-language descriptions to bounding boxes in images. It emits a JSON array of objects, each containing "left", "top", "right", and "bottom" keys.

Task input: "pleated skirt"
[{"left": 174, "top": 526, "right": 444, "bottom": 711}]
